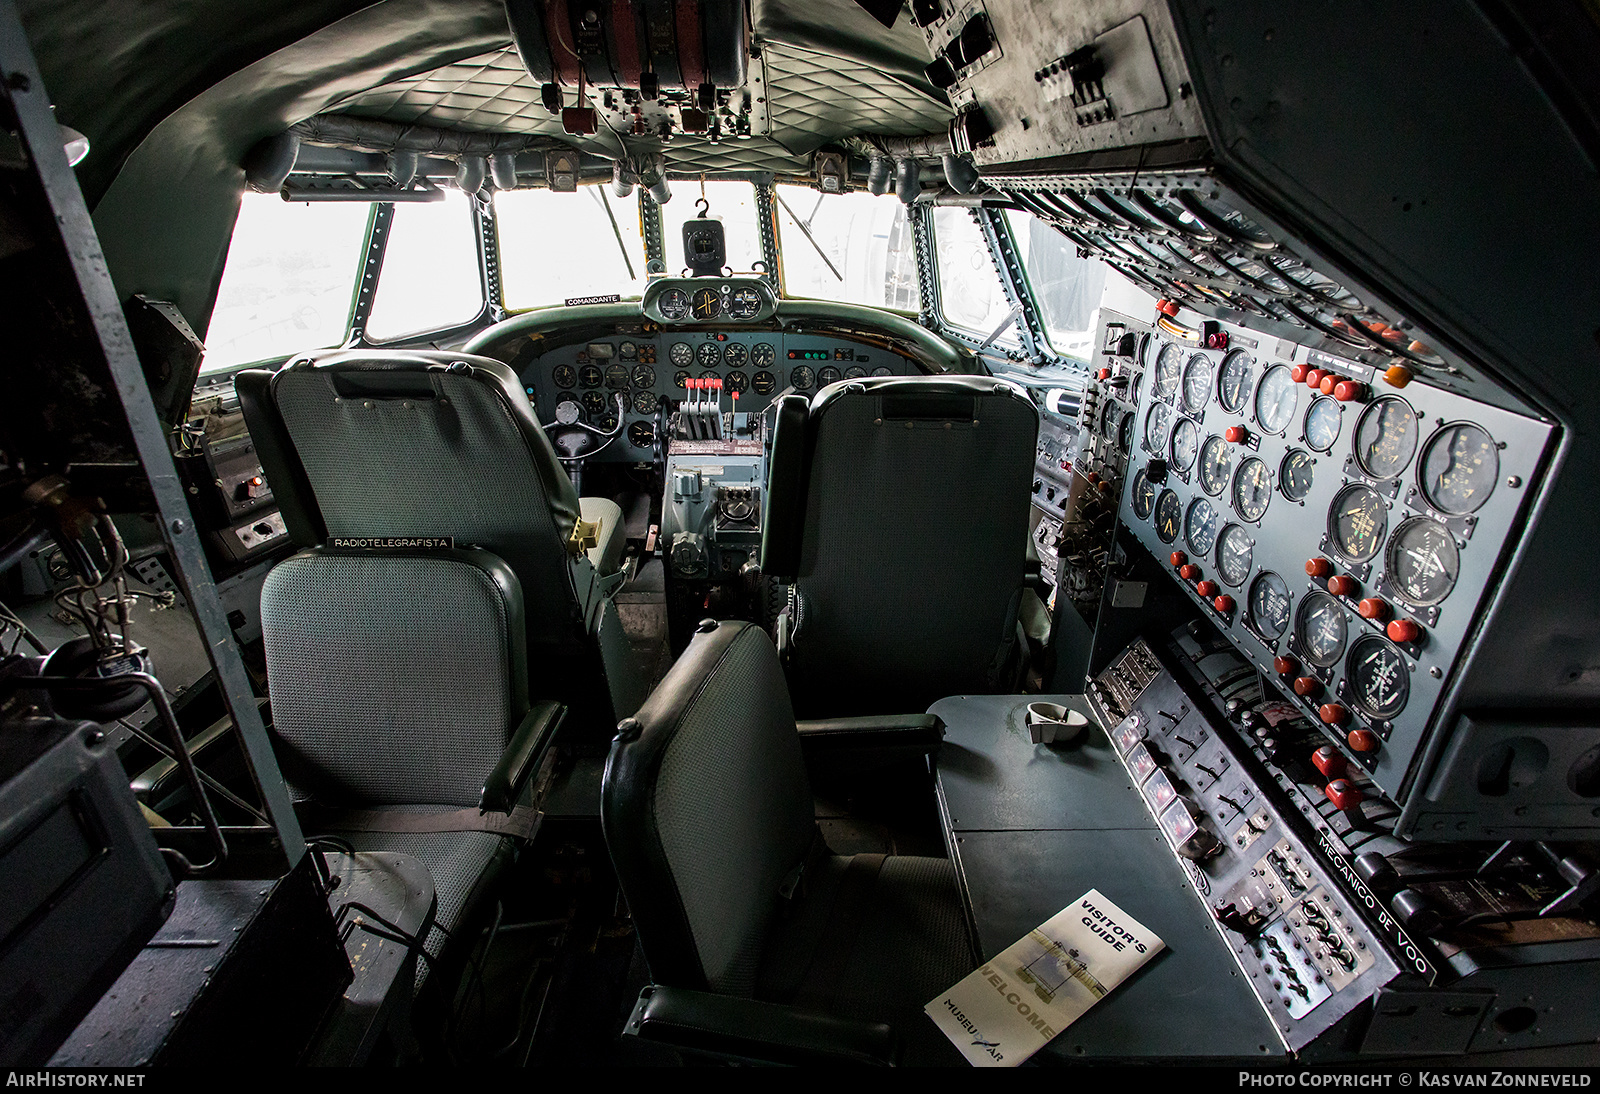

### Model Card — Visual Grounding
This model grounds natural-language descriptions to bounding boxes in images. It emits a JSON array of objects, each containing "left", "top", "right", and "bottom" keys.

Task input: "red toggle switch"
[
  {"left": 1290, "top": 363, "right": 1310, "bottom": 383},
  {"left": 1170, "top": 551, "right": 1187, "bottom": 568},
  {"left": 1347, "top": 728, "right": 1380, "bottom": 753},
  {"left": 1319, "top": 374, "right": 1339, "bottom": 395},
  {"left": 1305, "top": 557, "right": 1332, "bottom": 578},
  {"left": 1293, "top": 676, "right": 1323, "bottom": 699},
  {"left": 1387, "top": 618, "right": 1422, "bottom": 644},
  {"left": 1305, "top": 368, "right": 1327, "bottom": 389},
  {"left": 1357, "top": 598, "right": 1391, "bottom": 622},
  {"left": 1333, "top": 380, "right": 1366, "bottom": 402},
  {"left": 1213, "top": 594, "right": 1236, "bottom": 612},
  {"left": 1325, "top": 778, "right": 1364, "bottom": 810},
  {"left": 1319, "top": 702, "right": 1352, "bottom": 727},
  {"left": 1179, "top": 564, "right": 1201, "bottom": 581},
  {"left": 1312, "top": 745, "right": 1347, "bottom": 778},
  {"left": 1327, "top": 574, "right": 1359, "bottom": 598},
  {"left": 1156, "top": 299, "right": 1180, "bottom": 317},
  {"left": 1273, "top": 655, "right": 1299, "bottom": 676},
  {"left": 1196, "top": 580, "right": 1219, "bottom": 598},
  {"left": 1225, "top": 425, "right": 1248, "bottom": 444}
]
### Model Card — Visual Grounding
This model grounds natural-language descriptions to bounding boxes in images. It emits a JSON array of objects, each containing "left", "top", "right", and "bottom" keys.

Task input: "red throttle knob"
[
  {"left": 1213, "top": 594, "right": 1236, "bottom": 612},
  {"left": 1357, "top": 598, "right": 1391, "bottom": 622},
  {"left": 1170, "top": 551, "right": 1187, "bottom": 568},
  {"left": 1156, "top": 299, "right": 1180, "bottom": 317},
  {"left": 1225, "top": 425, "right": 1248, "bottom": 444},
  {"left": 1293, "top": 676, "right": 1323, "bottom": 699},
  {"left": 1387, "top": 618, "right": 1422, "bottom": 644},
  {"left": 1196, "top": 580, "right": 1220, "bottom": 598},
  {"left": 1290, "top": 363, "right": 1310, "bottom": 383},
  {"left": 1327, "top": 575, "right": 1359, "bottom": 598},
  {"left": 1325, "top": 778, "right": 1364, "bottom": 810},
  {"left": 1305, "top": 368, "right": 1327, "bottom": 389},
  {"left": 1305, "top": 557, "right": 1332, "bottom": 578},
  {"left": 1320, "top": 702, "right": 1352, "bottom": 727},
  {"left": 1097, "top": 367, "right": 1112, "bottom": 380},
  {"left": 1179, "top": 564, "right": 1201, "bottom": 581},
  {"left": 1273, "top": 655, "right": 1299, "bottom": 676},
  {"left": 1312, "top": 745, "right": 1347, "bottom": 778},
  {"left": 1348, "top": 729, "right": 1381, "bottom": 753},
  {"left": 1333, "top": 380, "right": 1366, "bottom": 402}
]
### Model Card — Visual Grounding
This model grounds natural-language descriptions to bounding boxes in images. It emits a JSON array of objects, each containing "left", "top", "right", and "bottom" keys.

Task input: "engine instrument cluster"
[{"left": 1103, "top": 314, "right": 1553, "bottom": 805}]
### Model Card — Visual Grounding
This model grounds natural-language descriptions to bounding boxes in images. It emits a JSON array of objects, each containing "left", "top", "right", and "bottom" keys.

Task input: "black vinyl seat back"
[
  {"left": 239, "top": 350, "right": 584, "bottom": 652},
  {"left": 260, "top": 547, "right": 528, "bottom": 807},
  {"left": 603, "top": 621, "right": 816, "bottom": 994},
  {"left": 761, "top": 376, "right": 1039, "bottom": 716}
]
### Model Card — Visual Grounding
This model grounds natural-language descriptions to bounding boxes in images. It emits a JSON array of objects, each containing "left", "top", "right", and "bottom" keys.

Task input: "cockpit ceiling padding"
[{"left": 760, "top": 42, "right": 951, "bottom": 156}]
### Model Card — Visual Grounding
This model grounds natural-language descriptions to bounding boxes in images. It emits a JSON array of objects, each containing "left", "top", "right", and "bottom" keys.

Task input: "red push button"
[
  {"left": 1305, "top": 368, "right": 1327, "bottom": 389},
  {"left": 1383, "top": 365, "right": 1413, "bottom": 388},
  {"left": 1319, "top": 702, "right": 1352, "bottom": 727},
  {"left": 1179, "top": 564, "right": 1201, "bottom": 581},
  {"left": 1293, "top": 676, "right": 1323, "bottom": 699},
  {"left": 1387, "top": 618, "right": 1422, "bottom": 644},
  {"left": 1333, "top": 380, "right": 1366, "bottom": 402},
  {"left": 1305, "top": 557, "right": 1332, "bottom": 578},
  {"left": 1348, "top": 729, "right": 1380, "bottom": 753},
  {"left": 1195, "top": 580, "right": 1219, "bottom": 598},
  {"left": 1319, "top": 374, "right": 1339, "bottom": 395},
  {"left": 1290, "top": 363, "right": 1310, "bottom": 383},
  {"left": 1170, "top": 551, "right": 1187, "bottom": 568},
  {"left": 1225, "top": 425, "right": 1248, "bottom": 444},
  {"left": 1157, "top": 299, "right": 1180, "bottom": 317},
  {"left": 1327, "top": 575, "right": 1359, "bottom": 598},
  {"left": 1325, "top": 778, "right": 1364, "bottom": 810},
  {"left": 1357, "top": 598, "right": 1391, "bottom": 622},
  {"left": 1213, "top": 594, "right": 1236, "bottom": 612},
  {"left": 1097, "top": 367, "right": 1112, "bottom": 380},
  {"left": 1273, "top": 655, "right": 1299, "bottom": 676},
  {"left": 1312, "top": 745, "right": 1346, "bottom": 778}
]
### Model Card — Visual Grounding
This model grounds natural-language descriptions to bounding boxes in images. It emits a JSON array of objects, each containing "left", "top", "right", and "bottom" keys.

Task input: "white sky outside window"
[
  {"left": 933, "top": 207, "right": 1019, "bottom": 345},
  {"left": 662, "top": 180, "right": 762, "bottom": 275},
  {"left": 201, "top": 194, "right": 369, "bottom": 372},
  {"left": 496, "top": 186, "right": 646, "bottom": 310},
  {"left": 775, "top": 185, "right": 920, "bottom": 311},
  {"left": 366, "top": 190, "right": 485, "bottom": 341},
  {"left": 1004, "top": 209, "right": 1107, "bottom": 362}
]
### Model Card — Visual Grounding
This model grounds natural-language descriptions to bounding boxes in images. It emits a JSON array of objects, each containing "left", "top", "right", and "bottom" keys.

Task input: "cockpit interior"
[{"left": 3, "top": 0, "right": 1600, "bottom": 1071}]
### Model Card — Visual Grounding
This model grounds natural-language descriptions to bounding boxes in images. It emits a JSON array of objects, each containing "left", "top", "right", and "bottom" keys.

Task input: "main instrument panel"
[{"left": 1101, "top": 315, "right": 1553, "bottom": 807}]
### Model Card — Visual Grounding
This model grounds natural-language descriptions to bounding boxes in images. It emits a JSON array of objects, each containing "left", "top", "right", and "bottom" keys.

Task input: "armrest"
[
  {"left": 480, "top": 700, "right": 565, "bottom": 814},
  {"left": 795, "top": 714, "right": 945, "bottom": 759},
  {"left": 578, "top": 496, "right": 625, "bottom": 577},
  {"left": 624, "top": 985, "right": 895, "bottom": 1066}
]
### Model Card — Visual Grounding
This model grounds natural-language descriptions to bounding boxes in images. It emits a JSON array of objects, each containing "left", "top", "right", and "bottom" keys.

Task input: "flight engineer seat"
[
  {"left": 239, "top": 350, "right": 646, "bottom": 739},
  {"left": 760, "top": 376, "right": 1040, "bottom": 719}
]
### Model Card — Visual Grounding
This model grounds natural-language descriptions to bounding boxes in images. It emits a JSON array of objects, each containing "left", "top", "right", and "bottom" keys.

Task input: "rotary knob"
[
  {"left": 1312, "top": 745, "right": 1347, "bottom": 778},
  {"left": 1305, "top": 557, "right": 1332, "bottom": 578},
  {"left": 1348, "top": 728, "right": 1380, "bottom": 753},
  {"left": 1196, "top": 580, "right": 1219, "bottom": 598},
  {"left": 1387, "top": 618, "right": 1422, "bottom": 644},
  {"left": 1293, "top": 676, "right": 1323, "bottom": 699},
  {"left": 1319, "top": 702, "right": 1352, "bottom": 727},
  {"left": 1179, "top": 564, "right": 1201, "bottom": 581},
  {"left": 1273, "top": 655, "right": 1299, "bottom": 676},
  {"left": 1327, "top": 574, "right": 1359, "bottom": 598},
  {"left": 1357, "top": 598, "right": 1391, "bottom": 622}
]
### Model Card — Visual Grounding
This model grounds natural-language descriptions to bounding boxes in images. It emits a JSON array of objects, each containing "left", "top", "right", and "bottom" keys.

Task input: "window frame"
[{"left": 351, "top": 193, "right": 496, "bottom": 348}]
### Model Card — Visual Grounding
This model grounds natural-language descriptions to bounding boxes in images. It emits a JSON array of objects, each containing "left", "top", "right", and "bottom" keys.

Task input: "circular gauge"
[
  {"left": 1198, "top": 435, "right": 1233, "bottom": 495},
  {"left": 1233, "top": 457, "right": 1272, "bottom": 522},
  {"left": 1346, "top": 635, "right": 1410, "bottom": 720},
  {"left": 658, "top": 288, "right": 690, "bottom": 320},
  {"left": 554, "top": 399, "right": 582, "bottom": 425},
  {"left": 1097, "top": 400, "right": 1118, "bottom": 439},
  {"left": 552, "top": 364, "right": 577, "bottom": 389},
  {"left": 605, "top": 364, "right": 630, "bottom": 390},
  {"left": 727, "top": 287, "right": 762, "bottom": 320},
  {"left": 722, "top": 343, "right": 748, "bottom": 369},
  {"left": 750, "top": 342, "right": 776, "bottom": 367},
  {"left": 1136, "top": 332, "right": 1155, "bottom": 370},
  {"left": 1248, "top": 572, "right": 1292, "bottom": 641},
  {"left": 725, "top": 370, "right": 748, "bottom": 394},
  {"left": 1182, "top": 353, "right": 1213, "bottom": 413},
  {"left": 633, "top": 390, "right": 659, "bottom": 415},
  {"left": 699, "top": 369, "right": 719, "bottom": 382},
  {"left": 1304, "top": 397, "right": 1342, "bottom": 452},
  {"left": 1144, "top": 403, "right": 1173, "bottom": 454},
  {"left": 597, "top": 413, "right": 619, "bottom": 432},
  {"left": 1386, "top": 517, "right": 1460, "bottom": 606},
  {"left": 631, "top": 365, "right": 656, "bottom": 389},
  {"left": 1218, "top": 349, "right": 1254, "bottom": 413},
  {"left": 1420, "top": 423, "right": 1499, "bottom": 515},
  {"left": 619, "top": 341, "right": 638, "bottom": 359},
  {"left": 690, "top": 288, "right": 721, "bottom": 320},
  {"left": 790, "top": 366, "right": 815, "bottom": 390},
  {"left": 1154, "top": 489, "right": 1182, "bottom": 543},
  {"left": 1353, "top": 396, "right": 1419, "bottom": 480},
  {"left": 817, "top": 365, "right": 842, "bottom": 387},
  {"left": 1170, "top": 417, "right": 1200, "bottom": 473},
  {"left": 1153, "top": 343, "right": 1184, "bottom": 400},
  {"left": 696, "top": 342, "right": 722, "bottom": 368},
  {"left": 1296, "top": 591, "right": 1348, "bottom": 669},
  {"left": 871, "top": 366, "right": 892, "bottom": 377},
  {"left": 751, "top": 371, "right": 777, "bottom": 395},
  {"left": 581, "top": 391, "right": 607, "bottom": 416},
  {"left": 1280, "top": 449, "right": 1315, "bottom": 502},
  {"left": 843, "top": 365, "right": 866, "bottom": 379},
  {"left": 1329, "top": 484, "right": 1388, "bottom": 562},
  {"left": 1216, "top": 524, "right": 1254, "bottom": 586},
  {"left": 627, "top": 420, "right": 656, "bottom": 448},
  {"left": 672, "top": 370, "right": 690, "bottom": 389},
  {"left": 1185, "top": 497, "right": 1220, "bottom": 556},
  {"left": 1131, "top": 468, "right": 1156, "bottom": 520},
  {"left": 669, "top": 342, "right": 694, "bottom": 368},
  {"left": 1254, "top": 365, "right": 1298, "bottom": 434},
  {"left": 578, "top": 364, "right": 604, "bottom": 388},
  {"left": 1118, "top": 412, "right": 1135, "bottom": 454}
]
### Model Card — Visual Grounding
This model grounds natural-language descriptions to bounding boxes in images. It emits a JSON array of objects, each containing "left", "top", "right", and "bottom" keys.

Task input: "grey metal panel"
[{"left": 931, "top": 693, "right": 1151, "bottom": 832}]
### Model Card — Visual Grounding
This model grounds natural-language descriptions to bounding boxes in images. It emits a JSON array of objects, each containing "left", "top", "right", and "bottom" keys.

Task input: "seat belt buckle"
[{"left": 566, "top": 517, "right": 601, "bottom": 556}]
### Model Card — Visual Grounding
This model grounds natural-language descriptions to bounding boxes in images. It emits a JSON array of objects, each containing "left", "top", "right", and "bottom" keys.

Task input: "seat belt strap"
[{"left": 297, "top": 802, "right": 543, "bottom": 840}]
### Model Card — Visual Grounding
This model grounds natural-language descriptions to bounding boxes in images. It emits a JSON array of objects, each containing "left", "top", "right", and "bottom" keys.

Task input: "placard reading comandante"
[{"left": 925, "top": 889, "right": 1165, "bottom": 1067}]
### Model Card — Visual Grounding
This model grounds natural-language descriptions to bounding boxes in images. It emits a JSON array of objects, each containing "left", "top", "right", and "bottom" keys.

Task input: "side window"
[
  {"left": 932, "top": 207, "right": 1018, "bottom": 345},
  {"left": 202, "top": 194, "right": 370, "bottom": 372},
  {"left": 366, "top": 191, "right": 484, "bottom": 341},
  {"left": 1005, "top": 209, "right": 1107, "bottom": 361}
]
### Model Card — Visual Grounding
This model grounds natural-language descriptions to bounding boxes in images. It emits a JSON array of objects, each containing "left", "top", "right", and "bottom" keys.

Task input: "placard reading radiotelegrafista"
[{"left": 925, "top": 890, "right": 1165, "bottom": 1067}]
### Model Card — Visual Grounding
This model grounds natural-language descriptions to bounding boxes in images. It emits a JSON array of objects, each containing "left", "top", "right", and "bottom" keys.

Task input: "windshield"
[
  {"left": 1005, "top": 209, "right": 1107, "bottom": 362},
  {"left": 660, "top": 180, "right": 764, "bottom": 277},
  {"left": 775, "top": 185, "right": 919, "bottom": 311},
  {"left": 496, "top": 186, "right": 648, "bottom": 310},
  {"left": 932, "top": 207, "right": 1020, "bottom": 347}
]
